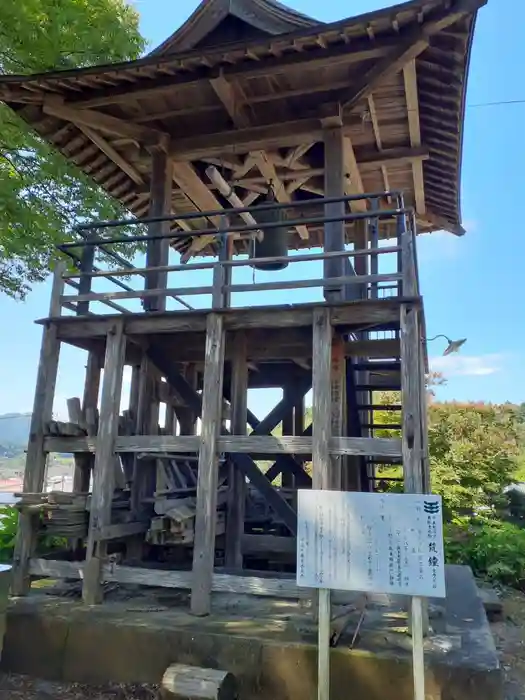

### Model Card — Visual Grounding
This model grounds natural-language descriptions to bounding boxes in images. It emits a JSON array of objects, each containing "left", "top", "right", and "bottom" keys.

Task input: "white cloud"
[{"left": 430, "top": 353, "right": 505, "bottom": 377}]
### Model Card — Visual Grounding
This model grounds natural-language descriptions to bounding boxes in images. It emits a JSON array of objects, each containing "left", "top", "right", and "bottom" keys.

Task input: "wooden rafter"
[
  {"left": 56, "top": 40, "right": 394, "bottom": 111},
  {"left": 78, "top": 125, "right": 144, "bottom": 185},
  {"left": 403, "top": 60, "right": 426, "bottom": 214},
  {"left": 367, "top": 95, "right": 391, "bottom": 198},
  {"left": 210, "top": 72, "right": 309, "bottom": 239}
]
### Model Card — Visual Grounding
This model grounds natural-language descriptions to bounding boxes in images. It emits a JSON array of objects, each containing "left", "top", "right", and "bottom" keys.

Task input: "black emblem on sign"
[{"left": 423, "top": 501, "right": 440, "bottom": 514}]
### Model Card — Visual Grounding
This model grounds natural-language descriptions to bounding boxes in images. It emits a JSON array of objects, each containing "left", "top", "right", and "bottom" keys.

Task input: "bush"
[
  {"left": 0, "top": 506, "right": 18, "bottom": 562},
  {"left": 445, "top": 517, "right": 525, "bottom": 588}
]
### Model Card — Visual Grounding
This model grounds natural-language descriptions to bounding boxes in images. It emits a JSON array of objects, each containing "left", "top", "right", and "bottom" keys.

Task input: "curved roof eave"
[{"left": 454, "top": 10, "right": 479, "bottom": 235}]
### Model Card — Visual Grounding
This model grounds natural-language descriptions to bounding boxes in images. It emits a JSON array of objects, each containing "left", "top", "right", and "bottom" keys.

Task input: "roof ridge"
[{"left": 150, "top": 0, "right": 318, "bottom": 56}]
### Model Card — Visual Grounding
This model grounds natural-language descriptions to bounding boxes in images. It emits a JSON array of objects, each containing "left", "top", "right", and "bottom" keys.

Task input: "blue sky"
[{"left": 0, "top": 0, "right": 524, "bottom": 417}]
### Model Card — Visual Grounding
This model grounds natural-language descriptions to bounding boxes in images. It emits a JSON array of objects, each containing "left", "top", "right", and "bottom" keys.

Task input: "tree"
[
  {"left": 429, "top": 402, "right": 519, "bottom": 519},
  {"left": 0, "top": 0, "right": 145, "bottom": 298}
]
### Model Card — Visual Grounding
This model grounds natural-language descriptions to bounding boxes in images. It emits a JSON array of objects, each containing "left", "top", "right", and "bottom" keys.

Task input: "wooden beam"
[
  {"left": 43, "top": 99, "right": 166, "bottom": 146},
  {"left": 210, "top": 73, "right": 308, "bottom": 240},
  {"left": 191, "top": 314, "right": 225, "bottom": 616},
  {"left": 11, "top": 265, "right": 64, "bottom": 595},
  {"left": 225, "top": 331, "right": 248, "bottom": 569},
  {"left": 403, "top": 60, "right": 426, "bottom": 214},
  {"left": 172, "top": 161, "right": 223, "bottom": 259},
  {"left": 367, "top": 94, "right": 391, "bottom": 198},
  {"left": 170, "top": 118, "right": 325, "bottom": 161},
  {"left": 83, "top": 321, "right": 126, "bottom": 605},
  {"left": 44, "top": 434, "right": 402, "bottom": 458}
]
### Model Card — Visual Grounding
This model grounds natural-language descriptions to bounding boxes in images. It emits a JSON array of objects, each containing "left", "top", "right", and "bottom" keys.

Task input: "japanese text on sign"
[{"left": 297, "top": 491, "right": 446, "bottom": 598}]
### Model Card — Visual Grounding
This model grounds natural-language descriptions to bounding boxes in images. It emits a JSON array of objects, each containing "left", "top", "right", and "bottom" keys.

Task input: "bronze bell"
[{"left": 249, "top": 189, "right": 289, "bottom": 271}]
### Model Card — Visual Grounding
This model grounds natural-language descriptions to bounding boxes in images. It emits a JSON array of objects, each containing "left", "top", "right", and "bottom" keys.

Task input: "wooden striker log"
[{"left": 161, "top": 664, "right": 237, "bottom": 700}]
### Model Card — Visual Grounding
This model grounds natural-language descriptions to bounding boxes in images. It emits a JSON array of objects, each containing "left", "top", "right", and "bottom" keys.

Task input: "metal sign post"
[{"left": 297, "top": 491, "right": 446, "bottom": 700}]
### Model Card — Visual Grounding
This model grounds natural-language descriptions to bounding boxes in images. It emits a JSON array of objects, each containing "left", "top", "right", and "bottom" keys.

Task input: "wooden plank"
[
  {"left": 403, "top": 60, "right": 426, "bottom": 215},
  {"left": 43, "top": 434, "right": 401, "bottom": 457},
  {"left": 83, "top": 321, "right": 126, "bottom": 605},
  {"left": 225, "top": 331, "right": 248, "bottom": 569},
  {"left": 66, "top": 245, "right": 398, "bottom": 281},
  {"left": 145, "top": 149, "right": 172, "bottom": 312},
  {"left": 241, "top": 534, "right": 295, "bottom": 555},
  {"left": 11, "top": 264, "right": 65, "bottom": 596},
  {"left": 95, "top": 521, "right": 149, "bottom": 541},
  {"left": 29, "top": 558, "right": 305, "bottom": 598},
  {"left": 191, "top": 313, "right": 225, "bottom": 616},
  {"left": 53, "top": 299, "right": 407, "bottom": 339},
  {"left": 65, "top": 273, "right": 401, "bottom": 304}
]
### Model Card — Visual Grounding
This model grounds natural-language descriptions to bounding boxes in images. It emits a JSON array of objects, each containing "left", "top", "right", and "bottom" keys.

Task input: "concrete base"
[{"left": 1, "top": 565, "right": 501, "bottom": 700}]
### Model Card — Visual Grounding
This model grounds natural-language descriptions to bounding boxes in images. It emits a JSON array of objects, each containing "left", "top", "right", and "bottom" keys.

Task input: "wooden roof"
[{"left": 0, "top": 0, "right": 486, "bottom": 258}]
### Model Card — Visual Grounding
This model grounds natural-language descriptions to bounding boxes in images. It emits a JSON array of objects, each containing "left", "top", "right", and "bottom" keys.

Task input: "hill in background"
[{"left": 0, "top": 413, "right": 31, "bottom": 456}]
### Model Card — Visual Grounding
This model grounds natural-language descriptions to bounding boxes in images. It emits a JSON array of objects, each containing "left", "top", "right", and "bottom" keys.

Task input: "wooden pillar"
[
  {"left": 12, "top": 263, "right": 65, "bottom": 595},
  {"left": 312, "top": 307, "right": 332, "bottom": 695},
  {"left": 312, "top": 308, "right": 332, "bottom": 492},
  {"left": 330, "top": 335, "right": 345, "bottom": 491},
  {"left": 191, "top": 313, "right": 225, "bottom": 616},
  {"left": 131, "top": 355, "right": 157, "bottom": 516},
  {"left": 401, "top": 303, "right": 429, "bottom": 635},
  {"left": 282, "top": 386, "right": 295, "bottom": 488},
  {"left": 323, "top": 126, "right": 345, "bottom": 302},
  {"left": 72, "top": 351, "right": 101, "bottom": 493},
  {"left": 177, "top": 364, "right": 198, "bottom": 436},
  {"left": 145, "top": 149, "right": 172, "bottom": 312},
  {"left": 401, "top": 304, "right": 422, "bottom": 494},
  {"left": 294, "top": 395, "right": 305, "bottom": 438},
  {"left": 83, "top": 321, "right": 126, "bottom": 605},
  {"left": 354, "top": 218, "right": 371, "bottom": 491},
  {"left": 76, "top": 236, "right": 95, "bottom": 316},
  {"left": 225, "top": 331, "right": 248, "bottom": 570}
]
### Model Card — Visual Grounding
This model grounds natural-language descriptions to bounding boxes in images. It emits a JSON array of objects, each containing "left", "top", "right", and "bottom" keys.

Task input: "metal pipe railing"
[
  {"left": 60, "top": 207, "right": 412, "bottom": 251},
  {"left": 52, "top": 189, "right": 419, "bottom": 318},
  {"left": 73, "top": 191, "right": 404, "bottom": 233}
]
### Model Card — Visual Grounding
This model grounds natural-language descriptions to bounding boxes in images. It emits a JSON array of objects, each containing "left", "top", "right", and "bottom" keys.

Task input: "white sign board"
[{"left": 297, "top": 491, "right": 446, "bottom": 598}]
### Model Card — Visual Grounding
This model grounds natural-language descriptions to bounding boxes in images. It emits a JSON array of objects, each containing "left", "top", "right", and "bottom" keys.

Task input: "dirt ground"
[
  {"left": 1, "top": 588, "right": 525, "bottom": 699},
  {"left": 0, "top": 676, "right": 160, "bottom": 699},
  {"left": 490, "top": 588, "right": 525, "bottom": 700}
]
